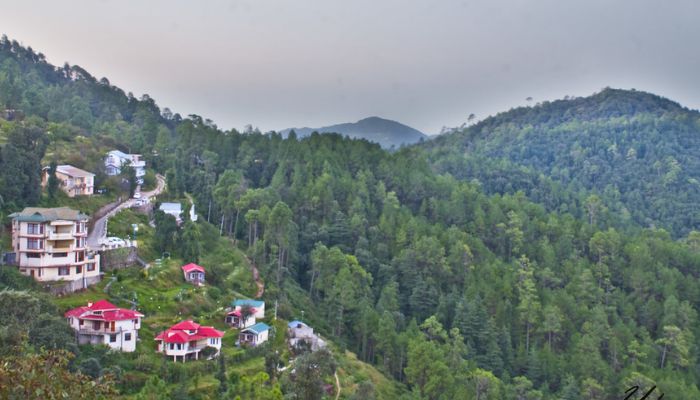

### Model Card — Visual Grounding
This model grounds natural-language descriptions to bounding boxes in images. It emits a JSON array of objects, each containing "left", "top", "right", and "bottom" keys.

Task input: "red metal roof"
[
  {"left": 64, "top": 300, "right": 144, "bottom": 321},
  {"left": 155, "top": 320, "right": 224, "bottom": 343},
  {"left": 171, "top": 320, "right": 200, "bottom": 330},
  {"left": 181, "top": 263, "right": 205, "bottom": 273}
]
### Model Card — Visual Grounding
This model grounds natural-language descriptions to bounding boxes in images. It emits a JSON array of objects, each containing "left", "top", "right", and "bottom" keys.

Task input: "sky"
[{"left": 1, "top": 0, "right": 699, "bottom": 134}]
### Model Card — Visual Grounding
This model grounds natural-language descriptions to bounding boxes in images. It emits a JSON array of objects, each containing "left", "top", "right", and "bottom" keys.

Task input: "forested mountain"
[
  {"left": 422, "top": 88, "right": 700, "bottom": 237},
  {"left": 280, "top": 116, "right": 427, "bottom": 148},
  {"left": 3, "top": 36, "right": 700, "bottom": 399}
]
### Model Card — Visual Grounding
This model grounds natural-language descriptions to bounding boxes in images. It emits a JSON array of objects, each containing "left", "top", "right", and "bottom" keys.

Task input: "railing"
[{"left": 48, "top": 232, "right": 74, "bottom": 241}]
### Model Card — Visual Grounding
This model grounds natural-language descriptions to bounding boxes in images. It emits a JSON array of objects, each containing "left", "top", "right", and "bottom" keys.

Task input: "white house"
[
  {"left": 64, "top": 300, "right": 143, "bottom": 352},
  {"left": 9, "top": 207, "right": 101, "bottom": 292},
  {"left": 287, "top": 320, "right": 326, "bottom": 352},
  {"left": 155, "top": 320, "right": 224, "bottom": 362},
  {"left": 159, "top": 202, "right": 197, "bottom": 224},
  {"left": 105, "top": 150, "right": 146, "bottom": 182},
  {"left": 238, "top": 322, "right": 270, "bottom": 347},
  {"left": 181, "top": 263, "right": 205, "bottom": 285},
  {"left": 231, "top": 299, "right": 265, "bottom": 319}
]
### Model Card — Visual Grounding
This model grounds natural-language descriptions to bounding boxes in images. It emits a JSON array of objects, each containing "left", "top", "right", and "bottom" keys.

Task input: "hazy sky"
[{"left": 2, "top": 0, "right": 699, "bottom": 134}]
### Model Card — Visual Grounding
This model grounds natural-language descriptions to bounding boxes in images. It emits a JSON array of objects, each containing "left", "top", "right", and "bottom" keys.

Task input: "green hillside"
[
  {"left": 423, "top": 88, "right": 700, "bottom": 237},
  {"left": 2, "top": 36, "right": 700, "bottom": 399}
]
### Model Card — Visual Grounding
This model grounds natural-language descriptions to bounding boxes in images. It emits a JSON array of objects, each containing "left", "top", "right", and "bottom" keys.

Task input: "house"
[
  {"left": 64, "top": 300, "right": 143, "bottom": 352},
  {"left": 9, "top": 207, "right": 101, "bottom": 292},
  {"left": 181, "top": 263, "right": 205, "bottom": 285},
  {"left": 41, "top": 165, "right": 95, "bottom": 197},
  {"left": 225, "top": 308, "right": 256, "bottom": 329},
  {"left": 104, "top": 150, "right": 146, "bottom": 183},
  {"left": 155, "top": 320, "right": 224, "bottom": 362},
  {"left": 159, "top": 202, "right": 197, "bottom": 224},
  {"left": 288, "top": 320, "right": 326, "bottom": 352},
  {"left": 231, "top": 299, "right": 265, "bottom": 319},
  {"left": 238, "top": 322, "right": 271, "bottom": 347}
]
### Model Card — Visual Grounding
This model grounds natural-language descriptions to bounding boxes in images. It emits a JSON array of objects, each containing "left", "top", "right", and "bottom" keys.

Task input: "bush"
[{"left": 200, "top": 346, "right": 219, "bottom": 360}]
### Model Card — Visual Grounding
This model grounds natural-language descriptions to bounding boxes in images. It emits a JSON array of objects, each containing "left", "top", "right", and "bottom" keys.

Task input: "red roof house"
[
  {"left": 181, "top": 263, "right": 205, "bottom": 286},
  {"left": 155, "top": 320, "right": 224, "bottom": 362},
  {"left": 64, "top": 300, "right": 144, "bottom": 352}
]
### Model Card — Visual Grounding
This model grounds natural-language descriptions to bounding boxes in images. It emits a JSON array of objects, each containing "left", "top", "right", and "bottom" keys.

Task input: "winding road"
[{"left": 87, "top": 174, "right": 166, "bottom": 249}]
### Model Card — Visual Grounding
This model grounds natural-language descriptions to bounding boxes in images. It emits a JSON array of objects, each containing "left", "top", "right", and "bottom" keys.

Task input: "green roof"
[
  {"left": 243, "top": 322, "right": 270, "bottom": 334},
  {"left": 233, "top": 299, "right": 265, "bottom": 308},
  {"left": 10, "top": 207, "right": 88, "bottom": 222}
]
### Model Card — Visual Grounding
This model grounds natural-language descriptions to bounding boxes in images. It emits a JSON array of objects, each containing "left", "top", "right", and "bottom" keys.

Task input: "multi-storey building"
[
  {"left": 104, "top": 150, "right": 146, "bottom": 183},
  {"left": 155, "top": 320, "right": 224, "bottom": 362},
  {"left": 41, "top": 164, "right": 95, "bottom": 197},
  {"left": 9, "top": 207, "right": 101, "bottom": 291},
  {"left": 65, "top": 300, "right": 144, "bottom": 352}
]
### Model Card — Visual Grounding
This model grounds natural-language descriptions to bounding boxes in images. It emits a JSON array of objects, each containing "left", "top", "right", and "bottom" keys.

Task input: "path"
[
  {"left": 245, "top": 254, "right": 265, "bottom": 298},
  {"left": 87, "top": 174, "right": 166, "bottom": 249},
  {"left": 334, "top": 372, "right": 341, "bottom": 400}
]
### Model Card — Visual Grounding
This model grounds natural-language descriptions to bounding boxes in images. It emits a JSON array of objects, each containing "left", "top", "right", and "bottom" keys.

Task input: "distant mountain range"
[{"left": 280, "top": 116, "right": 428, "bottom": 148}]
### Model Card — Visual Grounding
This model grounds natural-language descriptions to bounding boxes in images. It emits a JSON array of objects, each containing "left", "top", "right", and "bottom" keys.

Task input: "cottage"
[
  {"left": 104, "top": 150, "right": 146, "bottom": 183},
  {"left": 225, "top": 308, "right": 256, "bottom": 329},
  {"left": 238, "top": 322, "right": 271, "bottom": 347},
  {"left": 231, "top": 299, "right": 265, "bottom": 319},
  {"left": 287, "top": 320, "right": 326, "bottom": 352},
  {"left": 182, "top": 263, "right": 205, "bottom": 285},
  {"left": 65, "top": 300, "right": 143, "bottom": 352},
  {"left": 42, "top": 165, "right": 95, "bottom": 197},
  {"left": 9, "top": 207, "right": 101, "bottom": 292},
  {"left": 155, "top": 320, "right": 224, "bottom": 362}
]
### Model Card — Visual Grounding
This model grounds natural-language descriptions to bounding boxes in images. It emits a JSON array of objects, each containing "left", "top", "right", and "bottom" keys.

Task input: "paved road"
[{"left": 87, "top": 174, "right": 166, "bottom": 249}]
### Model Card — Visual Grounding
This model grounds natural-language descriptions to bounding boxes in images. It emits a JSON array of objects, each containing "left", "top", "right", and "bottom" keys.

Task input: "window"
[
  {"left": 176, "top": 343, "right": 182, "bottom": 350},
  {"left": 58, "top": 267, "right": 70, "bottom": 276},
  {"left": 75, "top": 265, "right": 82, "bottom": 274},
  {"left": 27, "top": 239, "right": 43, "bottom": 250},
  {"left": 27, "top": 223, "right": 43, "bottom": 235},
  {"left": 169, "top": 343, "right": 174, "bottom": 350},
  {"left": 27, "top": 253, "right": 41, "bottom": 258},
  {"left": 93, "top": 321, "right": 100, "bottom": 330},
  {"left": 87, "top": 263, "right": 95, "bottom": 272},
  {"left": 53, "top": 253, "right": 68, "bottom": 258},
  {"left": 110, "top": 334, "right": 117, "bottom": 343},
  {"left": 125, "top": 333, "right": 132, "bottom": 341}
]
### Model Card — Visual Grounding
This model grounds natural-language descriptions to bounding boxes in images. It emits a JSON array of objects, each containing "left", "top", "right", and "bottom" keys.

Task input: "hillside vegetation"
[
  {"left": 424, "top": 88, "right": 700, "bottom": 237},
  {"left": 2, "top": 36, "right": 700, "bottom": 399}
]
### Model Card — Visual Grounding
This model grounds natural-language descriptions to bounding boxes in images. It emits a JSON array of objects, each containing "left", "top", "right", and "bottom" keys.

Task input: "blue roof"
[
  {"left": 233, "top": 299, "right": 265, "bottom": 308},
  {"left": 288, "top": 320, "right": 308, "bottom": 329},
  {"left": 243, "top": 322, "right": 270, "bottom": 334}
]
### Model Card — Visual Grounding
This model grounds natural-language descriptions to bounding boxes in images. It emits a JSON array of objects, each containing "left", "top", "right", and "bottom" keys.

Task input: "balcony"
[{"left": 48, "top": 232, "right": 74, "bottom": 241}]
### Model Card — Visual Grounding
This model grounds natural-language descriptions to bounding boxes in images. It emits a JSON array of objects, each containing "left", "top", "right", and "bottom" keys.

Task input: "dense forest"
[
  {"left": 2, "top": 35, "right": 700, "bottom": 399},
  {"left": 422, "top": 88, "right": 700, "bottom": 237}
]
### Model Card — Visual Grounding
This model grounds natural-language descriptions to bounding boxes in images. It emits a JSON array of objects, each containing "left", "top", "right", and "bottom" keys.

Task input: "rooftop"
[
  {"left": 242, "top": 322, "right": 271, "bottom": 335},
  {"left": 233, "top": 299, "right": 265, "bottom": 308},
  {"left": 10, "top": 207, "right": 88, "bottom": 222},
  {"left": 160, "top": 202, "right": 182, "bottom": 213},
  {"left": 64, "top": 300, "right": 144, "bottom": 321},
  {"left": 155, "top": 320, "right": 224, "bottom": 343},
  {"left": 288, "top": 320, "right": 310, "bottom": 329},
  {"left": 44, "top": 164, "right": 95, "bottom": 178},
  {"left": 182, "top": 263, "right": 205, "bottom": 273}
]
